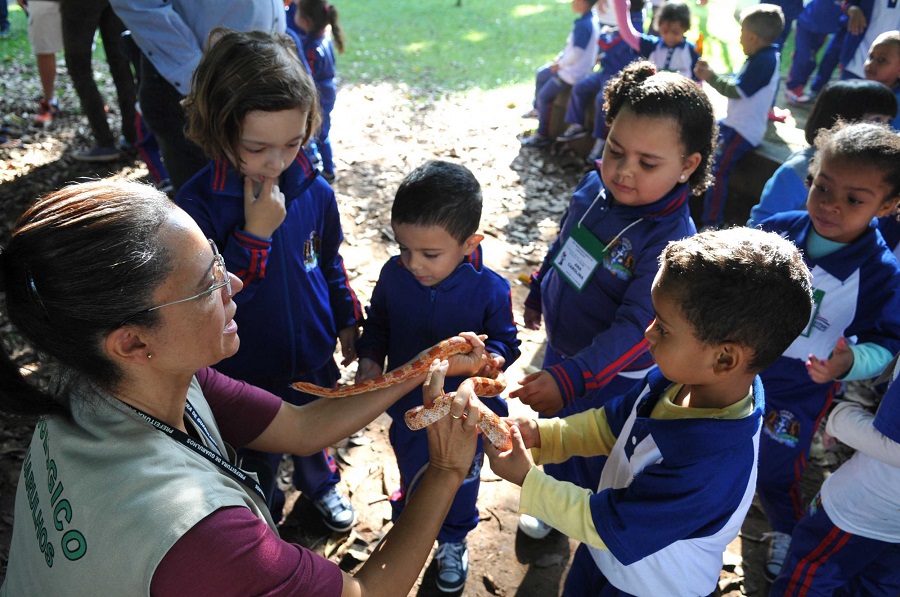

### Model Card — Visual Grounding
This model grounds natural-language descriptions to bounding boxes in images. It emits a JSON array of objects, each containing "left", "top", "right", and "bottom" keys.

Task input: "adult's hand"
[{"left": 422, "top": 360, "right": 479, "bottom": 477}]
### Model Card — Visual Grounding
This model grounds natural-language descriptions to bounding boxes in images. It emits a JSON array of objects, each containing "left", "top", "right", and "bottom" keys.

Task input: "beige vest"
[{"left": 1, "top": 377, "right": 274, "bottom": 596}]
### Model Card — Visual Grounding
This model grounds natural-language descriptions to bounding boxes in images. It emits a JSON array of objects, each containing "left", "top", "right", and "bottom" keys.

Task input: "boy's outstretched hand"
[
  {"left": 806, "top": 337, "right": 854, "bottom": 383},
  {"left": 484, "top": 420, "right": 538, "bottom": 487},
  {"left": 509, "top": 370, "right": 564, "bottom": 416}
]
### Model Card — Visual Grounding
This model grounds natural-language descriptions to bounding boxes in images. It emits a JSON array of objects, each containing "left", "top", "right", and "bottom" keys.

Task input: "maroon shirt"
[{"left": 149, "top": 368, "right": 343, "bottom": 596}]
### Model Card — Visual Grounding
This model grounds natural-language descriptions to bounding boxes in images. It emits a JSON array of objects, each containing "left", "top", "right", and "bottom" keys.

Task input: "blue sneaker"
[
  {"left": 311, "top": 486, "right": 356, "bottom": 532},
  {"left": 434, "top": 540, "right": 468, "bottom": 592}
]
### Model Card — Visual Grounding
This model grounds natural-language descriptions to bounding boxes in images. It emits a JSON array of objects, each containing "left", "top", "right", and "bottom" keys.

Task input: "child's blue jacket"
[
  {"left": 526, "top": 167, "right": 696, "bottom": 405},
  {"left": 356, "top": 246, "right": 521, "bottom": 420},
  {"left": 175, "top": 151, "right": 362, "bottom": 386}
]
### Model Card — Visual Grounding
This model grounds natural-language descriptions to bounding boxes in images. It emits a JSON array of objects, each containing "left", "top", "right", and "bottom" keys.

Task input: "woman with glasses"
[{"left": 0, "top": 180, "right": 488, "bottom": 597}]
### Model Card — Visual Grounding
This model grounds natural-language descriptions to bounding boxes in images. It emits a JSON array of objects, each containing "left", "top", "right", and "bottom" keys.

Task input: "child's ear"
[
  {"left": 712, "top": 342, "right": 745, "bottom": 376},
  {"left": 462, "top": 233, "right": 484, "bottom": 255},
  {"left": 681, "top": 152, "right": 702, "bottom": 179},
  {"left": 875, "top": 195, "right": 900, "bottom": 219}
]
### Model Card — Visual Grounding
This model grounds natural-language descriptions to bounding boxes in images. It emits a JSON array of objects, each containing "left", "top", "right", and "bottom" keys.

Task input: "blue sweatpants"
[
  {"left": 757, "top": 362, "right": 837, "bottom": 535},
  {"left": 564, "top": 71, "right": 616, "bottom": 140},
  {"left": 533, "top": 65, "right": 570, "bottom": 137},
  {"left": 540, "top": 348, "right": 645, "bottom": 492},
  {"left": 787, "top": 25, "right": 837, "bottom": 92},
  {"left": 772, "top": 495, "right": 900, "bottom": 596},
  {"left": 810, "top": 28, "right": 845, "bottom": 95},
  {"left": 388, "top": 396, "right": 508, "bottom": 544},
  {"left": 702, "top": 124, "right": 754, "bottom": 227},
  {"left": 238, "top": 361, "right": 343, "bottom": 518}
]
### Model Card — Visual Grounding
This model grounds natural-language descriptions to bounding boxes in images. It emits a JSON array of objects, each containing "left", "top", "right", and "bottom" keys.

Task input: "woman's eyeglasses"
[{"left": 117, "top": 240, "right": 231, "bottom": 327}]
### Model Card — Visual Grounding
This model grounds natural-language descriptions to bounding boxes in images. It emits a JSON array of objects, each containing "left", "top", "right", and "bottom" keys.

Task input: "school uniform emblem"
[
  {"left": 603, "top": 237, "right": 635, "bottom": 281},
  {"left": 763, "top": 409, "right": 801, "bottom": 447},
  {"left": 303, "top": 231, "right": 320, "bottom": 272}
]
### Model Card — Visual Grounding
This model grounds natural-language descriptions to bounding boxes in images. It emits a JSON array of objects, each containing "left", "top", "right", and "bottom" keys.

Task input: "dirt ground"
[{"left": 0, "top": 67, "right": 842, "bottom": 595}]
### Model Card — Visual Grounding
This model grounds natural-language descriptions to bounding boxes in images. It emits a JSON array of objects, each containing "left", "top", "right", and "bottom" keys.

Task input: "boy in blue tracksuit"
[
  {"left": 755, "top": 121, "right": 900, "bottom": 582},
  {"left": 694, "top": 3, "right": 784, "bottom": 228},
  {"left": 354, "top": 160, "right": 520, "bottom": 593},
  {"left": 486, "top": 228, "right": 815, "bottom": 596},
  {"left": 175, "top": 29, "right": 362, "bottom": 532},
  {"left": 522, "top": 0, "right": 600, "bottom": 147}
]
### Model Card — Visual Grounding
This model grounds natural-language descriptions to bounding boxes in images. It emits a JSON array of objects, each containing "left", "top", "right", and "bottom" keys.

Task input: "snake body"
[{"left": 291, "top": 337, "right": 512, "bottom": 450}]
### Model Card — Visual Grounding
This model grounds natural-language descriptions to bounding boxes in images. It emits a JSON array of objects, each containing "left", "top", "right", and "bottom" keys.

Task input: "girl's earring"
[
  {"left": 147, "top": 353, "right": 152, "bottom": 359},
  {"left": 679, "top": 173, "right": 686, "bottom": 181}
]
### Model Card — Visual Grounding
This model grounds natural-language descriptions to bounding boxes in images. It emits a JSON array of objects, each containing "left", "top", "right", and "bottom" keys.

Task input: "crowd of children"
[{"left": 3, "top": 0, "right": 900, "bottom": 594}]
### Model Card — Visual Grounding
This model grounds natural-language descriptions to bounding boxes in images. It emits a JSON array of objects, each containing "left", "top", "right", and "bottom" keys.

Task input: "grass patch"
[{"left": 336, "top": 0, "right": 796, "bottom": 94}]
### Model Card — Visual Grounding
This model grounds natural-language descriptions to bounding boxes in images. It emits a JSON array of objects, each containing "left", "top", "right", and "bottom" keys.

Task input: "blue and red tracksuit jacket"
[
  {"left": 356, "top": 246, "right": 521, "bottom": 421},
  {"left": 525, "top": 165, "right": 696, "bottom": 406},
  {"left": 175, "top": 150, "right": 362, "bottom": 387}
]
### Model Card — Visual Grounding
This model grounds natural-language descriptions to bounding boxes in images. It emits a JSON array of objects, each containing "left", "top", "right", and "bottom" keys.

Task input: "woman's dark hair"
[
  {"left": 297, "top": 0, "right": 345, "bottom": 54},
  {"left": 804, "top": 79, "right": 898, "bottom": 145},
  {"left": 0, "top": 181, "right": 174, "bottom": 420},
  {"left": 183, "top": 27, "right": 320, "bottom": 166},
  {"left": 604, "top": 60, "right": 719, "bottom": 195},
  {"left": 809, "top": 120, "right": 900, "bottom": 198}
]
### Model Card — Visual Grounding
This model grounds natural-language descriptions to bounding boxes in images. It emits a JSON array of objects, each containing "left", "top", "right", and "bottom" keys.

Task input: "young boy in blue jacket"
[
  {"left": 354, "top": 160, "right": 521, "bottom": 593},
  {"left": 486, "top": 227, "right": 814, "bottom": 596}
]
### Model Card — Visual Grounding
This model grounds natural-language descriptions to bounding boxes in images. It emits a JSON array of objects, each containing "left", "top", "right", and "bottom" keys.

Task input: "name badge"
[{"left": 552, "top": 224, "right": 609, "bottom": 292}]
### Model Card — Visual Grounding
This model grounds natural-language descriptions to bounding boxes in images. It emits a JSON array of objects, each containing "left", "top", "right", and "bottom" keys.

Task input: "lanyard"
[
  {"left": 126, "top": 402, "right": 267, "bottom": 502},
  {"left": 579, "top": 189, "right": 645, "bottom": 251}
]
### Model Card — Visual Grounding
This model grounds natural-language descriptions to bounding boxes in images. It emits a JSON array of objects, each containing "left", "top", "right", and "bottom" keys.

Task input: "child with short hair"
[
  {"left": 613, "top": 0, "right": 700, "bottom": 81},
  {"left": 694, "top": 3, "right": 785, "bottom": 228},
  {"left": 755, "top": 121, "right": 900, "bottom": 581},
  {"left": 288, "top": 0, "right": 345, "bottom": 182},
  {"left": 354, "top": 160, "right": 520, "bottom": 593},
  {"left": 522, "top": 0, "right": 600, "bottom": 148},
  {"left": 512, "top": 60, "right": 716, "bottom": 538},
  {"left": 488, "top": 227, "right": 814, "bottom": 596},
  {"left": 773, "top": 356, "right": 900, "bottom": 595},
  {"left": 175, "top": 28, "right": 363, "bottom": 532},
  {"left": 862, "top": 30, "right": 900, "bottom": 130},
  {"left": 555, "top": 0, "right": 643, "bottom": 161}
]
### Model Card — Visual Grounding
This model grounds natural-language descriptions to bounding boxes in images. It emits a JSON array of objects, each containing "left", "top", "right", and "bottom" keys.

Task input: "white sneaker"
[
  {"left": 434, "top": 540, "right": 468, "bottom": 592},
  {"left": 763, "top": 531, "right": 791, "bottom": 582},
  {"left": 518, "top": 513, "right": 552, "bottom": 539},
  {"left": 557, "top": 123, "right": 588, "bottom": 142}
]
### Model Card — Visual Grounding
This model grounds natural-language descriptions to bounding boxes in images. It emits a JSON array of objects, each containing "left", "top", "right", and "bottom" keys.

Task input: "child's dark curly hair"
[
  {"left": 810, "top": 120, "right": 900, "bottom": 198},
  {"left": 604, "top": 61, "right": 718, "bottom": 195}
]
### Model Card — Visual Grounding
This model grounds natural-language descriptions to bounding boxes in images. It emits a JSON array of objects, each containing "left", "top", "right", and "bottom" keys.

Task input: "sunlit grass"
[{"left": 337, "top": 0, "right": 796, "bottom": 95}]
